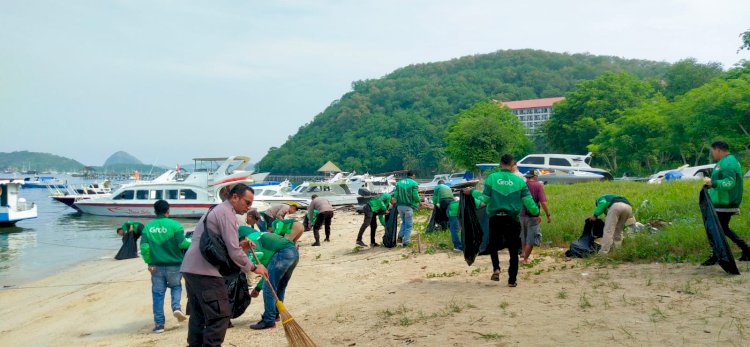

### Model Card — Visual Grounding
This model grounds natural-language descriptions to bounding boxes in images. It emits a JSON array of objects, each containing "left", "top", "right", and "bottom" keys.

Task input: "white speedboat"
[
  {"left": 345, "top": 173, "right": 396, "bottom": 195},
  {"left": 251, "top": 180, "right": 310, "bottom": 207},
  {"left": 74, "top": 156, "right": 270, "bottom": 218},
  {"left": 647, "top": 164, "right": 715, "bottom": 184},
  {"left": 0, "top": 179, "right": 38, "bottom": 226},
  {"left": 419, "top": 172, "right": 470, "bottom": 192},
  {"left": 516, "top": 153, "right": 613, "bottom": 180},
  {"left": 49, "top": 180, "right": 113, "bottom": 211},
  {"left": 289, "top": 179, "right": 358, "bottom": 206}
]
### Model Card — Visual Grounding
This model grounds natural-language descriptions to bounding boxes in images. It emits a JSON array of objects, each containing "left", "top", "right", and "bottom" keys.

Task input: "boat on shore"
[
  {"left": 288, "top": 179, "right": 358, "bottom": 206},
  {"left": 647, "top": 164, "right": 714, "bottom": 184},
  {"left": 251, "top": 180, "right": 310, "bottom": 208},
  {"left": 516, "top": 153, "right": 613, "bottom": 180},
  {"left": 1, "top": 179, "right": 38, "bottom": 226},
  {"left": 74, "top": 156, "right": 269, "bottom": 218}
]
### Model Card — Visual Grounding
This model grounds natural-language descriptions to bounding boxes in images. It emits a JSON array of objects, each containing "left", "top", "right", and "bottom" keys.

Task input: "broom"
[{"left": 251, "top": 251, "right": 317, "bottom": 347}]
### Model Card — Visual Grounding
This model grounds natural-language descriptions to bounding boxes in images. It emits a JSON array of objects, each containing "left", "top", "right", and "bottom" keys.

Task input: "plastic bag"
[
  {"left": 458, "top": 194, "right": 483, "bottom": 265},
  {"left": 382, "top": 206, "right": 399, "bottom": 248},
  {"left": 565, "top": 219, "right": 604, "bottom": 258},
  {"left": 114, "top": 231, "right": 138, "bottom": 260},
  {"left": 224, "top": 271, "right": 251, "bottom": 318},
  {"left": 699, "top": 187, "right": 740, "bottom": 275}
]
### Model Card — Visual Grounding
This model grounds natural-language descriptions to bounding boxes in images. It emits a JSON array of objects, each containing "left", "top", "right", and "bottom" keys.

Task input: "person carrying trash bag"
[
  {"left": 431, "top": 180, "right": 453, "bottom": 230},
  {"left": 356, "top": 192, "right": 392, "bottom": 248},
  {"left": 701, "top": 140, "right": 750, "bottom": 266},
  {"left": 463, "top": 154, "right": 539, "bottom": 287}
]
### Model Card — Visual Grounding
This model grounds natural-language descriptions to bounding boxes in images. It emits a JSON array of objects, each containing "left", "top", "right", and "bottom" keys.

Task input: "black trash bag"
[
  {"left": 225, "top": 271, "right": 251, "bottom": 318},
  {"left": 565, "top": 219, "right": 604, "bottom": 258},
  {"left": 425, "top": 208, "right": 438, "bottom": 233},
  {"left": 382, "top": 206, "right": 399, "bottom": 248},
  {"left": 699, "top": 187, "right": 740, "bottom": 275},
  {"left": 114, "top": 231, "right": 138, "bottom": 260},
  {"left": 458, "top": 194, "right": 483, "bottom": 265}
]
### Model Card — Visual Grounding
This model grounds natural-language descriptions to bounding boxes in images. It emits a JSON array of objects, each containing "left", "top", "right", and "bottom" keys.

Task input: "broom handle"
[{"left": 250, "top": 250, "right": 282, "bottom": 302}]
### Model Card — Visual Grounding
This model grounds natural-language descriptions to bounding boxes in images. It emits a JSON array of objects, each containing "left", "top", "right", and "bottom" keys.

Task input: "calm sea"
[{"left": 0, "top": 177, "right": 198, "bottom": 288}]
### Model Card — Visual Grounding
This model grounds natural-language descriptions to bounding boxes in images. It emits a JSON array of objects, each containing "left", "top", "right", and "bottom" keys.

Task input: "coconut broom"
[{"left": 251, "top": 251, "right": 317, "bottom": 347}]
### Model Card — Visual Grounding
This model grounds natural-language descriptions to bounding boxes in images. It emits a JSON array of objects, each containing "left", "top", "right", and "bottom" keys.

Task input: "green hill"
[
  {"left": 256, "top": 49, "right": 670, "bottom": 175},
  {"left": 0, "top": 151, "right": 85, "bottom": 172},
  {"left": 104, "top": 151, "right": 143, "bottom": 166}
]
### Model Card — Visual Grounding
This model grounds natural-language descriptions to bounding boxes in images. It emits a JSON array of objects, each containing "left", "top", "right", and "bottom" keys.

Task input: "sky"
[{"left": 1, "top": 0, "right": 749, "bottom": 167}]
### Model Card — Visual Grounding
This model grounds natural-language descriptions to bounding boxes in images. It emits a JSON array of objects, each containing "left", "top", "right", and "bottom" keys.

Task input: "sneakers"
[
  {"left": 508, "top": 282, "right": 518, "bottom": 288},
  {"left": 324, "top": 238, "right": 330, "bottom": 242},
  {"left": 152, "top": 325, "right": 165, "bottom": 334},
  {"left": 356, "top": 241, "right": 368, "bottom": 248},
  {"left": 490, "top": 270, "right": 500, "bottom": 282},
  {"left": 371, "top": 242, "right": 380, "bottom": 247},
  {"left": 311, "top": 241, "right": 321, "bottom": 247},
  {"left": 173, "top": 310, "right": 187, "bottom": 322},
  {"left": 249, "top": 321, "right": 276, "bottom": 330},
  {"left": 453, "top": 248, "right": 462, "bottom": 253},
  {"left": 701, "top": 256, "right": 718, "bottom": 266}
]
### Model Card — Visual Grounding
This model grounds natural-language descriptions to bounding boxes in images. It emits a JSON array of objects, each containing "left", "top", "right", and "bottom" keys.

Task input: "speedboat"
[
  {"left": 516, "top": 153, "right": 613, "bottom": 180},
  {"left": 346, "top": 173, "right": 396, "bottom": 195},
  {"left": 647, "top": 164, "right": 714, "bottom": 184},
  {"left": 289, "top": 179, "right": 358, "bottom": 206},
  {"left": 419, "top": 172, "right": 472, "bottom": 192},
  {"left": 22, "top": 176, "right": 67, "bottom": 189},
  {"left": 0, "top": 179, "right": 38, "bottom": 226},
  {"left": 74, "top": 156, "right": 270, "bottom": 218},
  {"left": 49, "top": 180, "right": 114, "bottom": 210},
  {"left": 251, "top": 180, "right": 310, "bottom": 208}
]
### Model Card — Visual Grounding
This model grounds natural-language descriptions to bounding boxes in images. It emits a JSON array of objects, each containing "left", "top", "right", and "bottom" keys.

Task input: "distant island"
[{"left": 0, "top": 150, "right": 165, "bottom": 174}]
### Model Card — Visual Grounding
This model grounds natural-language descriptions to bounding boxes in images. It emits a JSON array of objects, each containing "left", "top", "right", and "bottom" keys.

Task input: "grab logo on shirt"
[
  {"left": 496, "top": 179, "right": 514, "bottom": 186},
  {"left": 149, "top": 226, "right": 169, "bottom": 234}
]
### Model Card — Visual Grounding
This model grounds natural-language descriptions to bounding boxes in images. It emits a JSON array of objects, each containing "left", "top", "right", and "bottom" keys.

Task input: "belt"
[{"left": 494, "top": 211, "right": 509, "bottom": 216}]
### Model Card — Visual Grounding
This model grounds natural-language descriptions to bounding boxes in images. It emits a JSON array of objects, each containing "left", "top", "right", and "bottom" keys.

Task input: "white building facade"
[{"left": 500, "top": 97, "right": 565, "bottom": 137}]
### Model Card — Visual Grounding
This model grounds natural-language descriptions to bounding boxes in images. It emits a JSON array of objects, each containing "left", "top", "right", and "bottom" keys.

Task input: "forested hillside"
[{"left": 256, "top": 49, "right": 670, "bottom": 175}]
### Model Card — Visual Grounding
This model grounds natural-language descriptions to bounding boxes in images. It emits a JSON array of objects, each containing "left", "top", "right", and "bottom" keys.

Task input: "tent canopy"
[{"left": 317, "top": 161, "right": 342, "bottom": 173}]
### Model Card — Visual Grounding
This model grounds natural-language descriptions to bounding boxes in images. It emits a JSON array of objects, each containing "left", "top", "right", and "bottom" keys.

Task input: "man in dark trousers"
[
  {"left": 702, "top": 140, "right": 750, "bottom": 265},
  {"left": 180, "top": 184, "right": 268, "bottom": 347},
  {"left": 309, "top": 194, "right": 334, "bottom": 246},
  {"left": 464, "top": 154, "right": 539, "bottom": 287},
  {"left": 356, "top": 192, "right": 391, "bottom": 247}
]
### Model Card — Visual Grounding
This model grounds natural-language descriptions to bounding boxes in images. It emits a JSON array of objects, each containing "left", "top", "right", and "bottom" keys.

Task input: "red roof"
[{"left": 500, "top": 97, "right": 565, "bottom": 109}]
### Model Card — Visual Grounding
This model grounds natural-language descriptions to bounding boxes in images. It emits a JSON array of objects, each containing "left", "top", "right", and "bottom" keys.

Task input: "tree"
[
  {"left": 662, "top": 58, "right": 723, "bottom": 100},
  {"left": 445, "top": 101, "right": 532, "bottom": 169},
  {"left": 545, "top": 72, "right": 657, "bottom": 154},
  {"left": 738, "top": 28, "right": 750, "bottom": 52}
]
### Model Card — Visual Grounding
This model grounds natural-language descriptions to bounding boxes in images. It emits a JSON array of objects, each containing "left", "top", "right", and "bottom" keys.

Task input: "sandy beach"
[{"left": 1, "top": 211, "right": 749, "bottom": 347}]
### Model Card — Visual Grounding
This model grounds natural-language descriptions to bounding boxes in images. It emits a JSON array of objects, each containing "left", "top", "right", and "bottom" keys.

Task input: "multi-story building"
[{"left": 500, "top": 97, "right": 565, "bottom": 137}]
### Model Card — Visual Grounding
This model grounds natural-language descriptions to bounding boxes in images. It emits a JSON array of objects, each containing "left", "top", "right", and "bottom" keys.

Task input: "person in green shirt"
[
  {"left": 432, "top": 180, "right": 454, "bottom": 230},
  {"left": 447, "top": 199, "right": 463, "bottom": 252},
  {"left": 356, "top": 192, "right": 392, "bottom": 247},
  {"left": 140, "top": 200, "right": 191, "bottom": 333},
  {"left": 464, "top": 154, "right": 539, "bottom": 287},
  {"left": 589, "top": 194, "right": 632, "bottom": 254},
  {"left": 114, "top": 221, "right": 144, "bottom": 260},
  {"left": 393, "top": 171, "right": 421, "bottom": 246},
  {"left": 702, "top": 141, "right": 750, "bottom": 266},
  {"left": 240, "top": 228, "right": 299, "bottom": 330}
]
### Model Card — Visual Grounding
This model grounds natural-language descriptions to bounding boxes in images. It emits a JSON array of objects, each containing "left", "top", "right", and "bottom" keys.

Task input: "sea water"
[{"left": 0, "top": 177, "right": 198, "bottom": 288}]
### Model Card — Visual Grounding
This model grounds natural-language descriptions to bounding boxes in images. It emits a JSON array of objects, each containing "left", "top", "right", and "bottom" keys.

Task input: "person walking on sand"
[
  {"left": 520, "top": 170, "right": 551, "bottom": 264},
  {"left": 309, "top": 195, "right": 334, "bottom": 246},
  {"left": 393, "top": 170, "right": 421, "bottom": 247},
  {"left": 701, "top": 140, "right": 750, "bottom": 265},
  {"left": 356, "top": 191, "right": 392, "bottom": 247},
  {"left": 181, "top": 184, "right": 268, "bottom": 347},
  {"left": 140, "top": 200, "right": 191, "bottom": 333},
  {"left": 590, "top": 194, "right": 633, "bottom": 254},
  {"left": 464, "top": 154, "right": 539, "bottom": 287}
]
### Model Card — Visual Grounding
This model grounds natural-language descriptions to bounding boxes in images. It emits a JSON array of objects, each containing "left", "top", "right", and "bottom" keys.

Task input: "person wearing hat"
[
  {"left": 521, "top": 170, "right": 551, "bottom": 264},
  {"left": 247, "top": 209, "right": 304, "bottom": 243},
  {"left": 262, "top": 203, "right": 299, "bottom": 231}
]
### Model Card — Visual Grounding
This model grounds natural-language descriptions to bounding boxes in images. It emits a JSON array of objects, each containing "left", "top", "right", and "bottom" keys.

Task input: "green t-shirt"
[{"left": 140, "top": 216, "right": 190, "bottom": 265}]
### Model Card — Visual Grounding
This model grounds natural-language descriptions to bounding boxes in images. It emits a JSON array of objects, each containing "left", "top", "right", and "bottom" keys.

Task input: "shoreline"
[{"left": 1, "top": 211, "right": 749, "bottom": 346}]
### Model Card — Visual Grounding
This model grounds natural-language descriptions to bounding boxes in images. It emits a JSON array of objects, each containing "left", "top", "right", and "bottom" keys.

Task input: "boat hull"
[
  {"left": 0, "top": 205, "right": 38, "bottom": 226},
  {"left": 74, "top": 200, "right": 271, "bottom": 218}
]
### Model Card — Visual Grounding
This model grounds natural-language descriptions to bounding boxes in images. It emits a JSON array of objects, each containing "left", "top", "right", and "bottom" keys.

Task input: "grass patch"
[
  {"left": 558, "top": 289, "right": 569, "bottom": 299},
  {"left": 378, "top": 300, "right": 474, "bottom": 327},
  {"left": 579, "top": 292, "right": 592, "bottom": 310},
  {"left": 477, "top": 333, "right": 505, "bottom": 341},
  {"left": 426, "top": 271, "right": 458, "bottom": 278}
]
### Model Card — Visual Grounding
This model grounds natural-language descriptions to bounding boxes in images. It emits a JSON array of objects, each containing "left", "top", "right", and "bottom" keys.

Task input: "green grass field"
[{"left": 414, "top": 179, "right": 750, "bottom": 263}]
